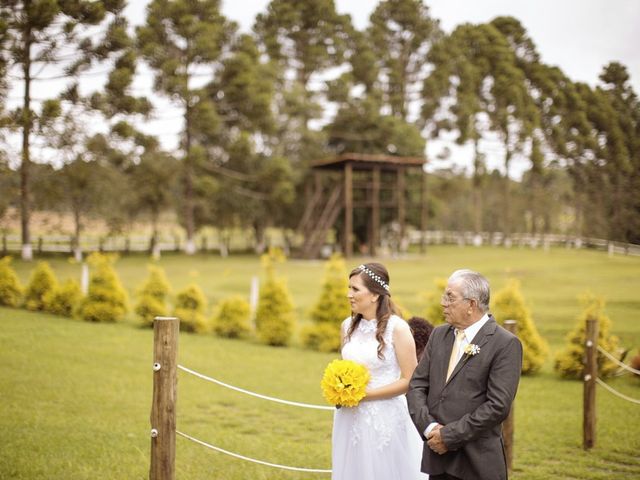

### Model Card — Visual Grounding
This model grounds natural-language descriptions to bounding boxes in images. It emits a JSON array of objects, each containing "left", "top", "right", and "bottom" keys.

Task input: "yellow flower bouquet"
[{"left": 321, "top": 359, "right": 370, "bottom": 407}]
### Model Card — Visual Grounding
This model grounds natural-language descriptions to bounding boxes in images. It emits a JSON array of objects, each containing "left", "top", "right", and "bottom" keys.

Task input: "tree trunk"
[
  {"left": 503, "top": 139, "right": 512, "bottom": 239},
  {"left": 73, "top": 207, "right": 82, "bottom": 262},
  {"left": 472, "top": 137, "right": 484, "bottom": 233},
  {"left": 20, "top": 17, "right": 33, "bottom": 261},
  {"left": 183, "top": 98, "right": 196, "bottom": 255}
]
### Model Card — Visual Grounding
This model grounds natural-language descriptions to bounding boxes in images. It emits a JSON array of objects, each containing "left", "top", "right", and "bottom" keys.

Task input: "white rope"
[
  {"left": 176, "top": 430, "right": 332, "bottom": 474},
  {"left": 597, "top": 345, "right": 640, "bottom": 375},
  {"left": 596, "top": 377, "right": 640, "bottom": 405},
  {"left": 178, "top": 364, "right": 334, "bottom": 411}
]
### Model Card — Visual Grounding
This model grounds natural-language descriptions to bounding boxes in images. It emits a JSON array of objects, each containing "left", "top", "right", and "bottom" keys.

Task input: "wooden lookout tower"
[{"left": 297, "top": 153, "right": 427, "bottom": 258}]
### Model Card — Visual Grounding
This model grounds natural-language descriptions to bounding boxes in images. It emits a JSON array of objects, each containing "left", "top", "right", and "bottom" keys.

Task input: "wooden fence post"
[
  {"left": 502, "top": 319, "right": 517, "bottom": 471},
  {"left": 150, "top": 317, "right": 179, "bottom": 480},
  {"left": 583, "top": 316, "right": 598, "bottom": 450}
]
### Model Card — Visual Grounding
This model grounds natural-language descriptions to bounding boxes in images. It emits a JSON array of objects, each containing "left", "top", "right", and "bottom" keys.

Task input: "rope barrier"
[
  {"left": 178, "top": 364, "right": 334, "bottom": 411},
  {"left": 596, "top": 377, "right": 640, "bottom": 405},
  {"left": 176, "top": 430, "right": 332, "bottom": 474},
  {"left": 597, "top": 345, "right": 640, "bottom": 375}
]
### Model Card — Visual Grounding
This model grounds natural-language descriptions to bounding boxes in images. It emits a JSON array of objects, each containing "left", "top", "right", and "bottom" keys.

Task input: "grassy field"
[{"left": 2, "top": 246, "right": 640, "bottom": 479}]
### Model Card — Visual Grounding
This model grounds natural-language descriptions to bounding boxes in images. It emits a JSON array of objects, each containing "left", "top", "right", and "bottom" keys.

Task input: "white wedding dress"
[{"left": 332, "top": 314, "right": 428, "bottom": 480}]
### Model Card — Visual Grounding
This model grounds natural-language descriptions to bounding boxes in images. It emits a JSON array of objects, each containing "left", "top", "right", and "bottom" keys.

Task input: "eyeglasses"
[{"left": 440, "top": 293, "right": 470, "bottom": 306}]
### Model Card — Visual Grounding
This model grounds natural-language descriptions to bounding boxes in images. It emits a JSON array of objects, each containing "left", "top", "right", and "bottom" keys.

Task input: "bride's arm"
[{"left": 362, "top": 320, "right": 418, "bottom": 401}]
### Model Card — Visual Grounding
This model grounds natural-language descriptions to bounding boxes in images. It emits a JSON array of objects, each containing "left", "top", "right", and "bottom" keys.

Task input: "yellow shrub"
[
  {"left": 255, "top": 248, "right": 294, "bottom": 346},
  {"left": 0, "top": 256, "right": 23, "bottom": 307},
  {"left": 212, "top": 295, "right": 251, "bottom": 339},
  {"left": 491, "top": 279, "right": 548, "bottom": 375},
  {"left": 554, "top": 294, "right": 621, "bottom": 379},
  {"left": 24, "top": 261, "right": 58, "bottom": 311},
  {"left": 173, "top": 283, "right": 208, "bottom": 333}
]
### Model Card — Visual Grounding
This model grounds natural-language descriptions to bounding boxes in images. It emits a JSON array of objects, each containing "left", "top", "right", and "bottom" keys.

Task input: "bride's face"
[{"left": 347, "top": 274, "right": 379, "bottom": 318}]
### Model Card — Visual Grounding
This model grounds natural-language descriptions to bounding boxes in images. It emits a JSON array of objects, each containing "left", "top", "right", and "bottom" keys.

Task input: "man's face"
[{"left": 441, "top": 280, "right": 471, "bottom": 329}]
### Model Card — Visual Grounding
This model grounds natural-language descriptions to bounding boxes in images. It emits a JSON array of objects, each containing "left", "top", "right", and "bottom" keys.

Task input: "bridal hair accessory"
[
  {"left": 358, "top": 264, "right": 390, "bottom": 291},
  {"left": 321, "top": 359, "right": 370, "bottom": 408},
  {"left": 464, "top": 344, "right": 481, "bottom": 356}
]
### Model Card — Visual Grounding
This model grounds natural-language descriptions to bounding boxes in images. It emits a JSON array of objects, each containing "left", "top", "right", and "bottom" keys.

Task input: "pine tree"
[
  {"left": 255, "top": 248, "right": 295, "bottom": 346},
  {"left": 421, "top": 278, "right": 447, "bottom": 325},
  {"left": 173, "top": 284, "right": 208, "bottom": 333},
  {"left": 135, "top": 265, "right": 171, "bottom": 327},
  {"left": 43, "top": 279, "right": 82, "bottom": 318},
  {"left": 491, "top": 279, "right": 548, "bottom": 374},
  {"left": 212, "top": 295, "right": 251, "bottom": 339},
  {"left": 24, "top": 261, "right": 58, "bottom": 311},
  {"left": 0, "top": 257, "right": 23, "bottom": 307},
  {"left": 76, "top": 253, "right": 128, "bottom": 323},
  {"left": 555, "top": 295, "right": 621, "bottom": 379},
  {"left": 137, "top": 0, "right": 236, "bottom": 254},
  {"left": 302, "top": 253, "right": 350, "bottom": 352}
]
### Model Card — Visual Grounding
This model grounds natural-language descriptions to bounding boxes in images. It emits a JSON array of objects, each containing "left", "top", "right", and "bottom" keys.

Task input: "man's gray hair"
[{"left": 448, "top": 269, "right": 490, "bottom": 313}]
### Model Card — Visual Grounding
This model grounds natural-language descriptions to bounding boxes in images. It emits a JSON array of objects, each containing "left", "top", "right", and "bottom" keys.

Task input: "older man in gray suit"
[{"left": 407, "top": 269, "right": 522, "bottom": 480}]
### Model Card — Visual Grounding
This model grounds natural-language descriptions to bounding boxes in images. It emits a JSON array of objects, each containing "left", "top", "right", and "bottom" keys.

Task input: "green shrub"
[
  {"left": 303, "top": 254, "right": 349, "bottom": 351},
  {"left": 76, "top": 253, "right": 128, "bottom": 323},
  {"left": 0, "top": 256, "right": 23, "bottom": 307},
  {"left": 255, "top": 248, "right": 294, "bottom": 346},
  {"left": 421, "top": 278, "right": 446, "bottom": 325},
  {"left": 308, "top": 254, "right": 350, "bottom": 324},
  {"left": 212, "top": 295, "right": 251, "bottom": 338},
  {"left": 43, "top": 279, "right": 83, "bottom": 317},
  {"left": 554, "top": 294, "right": 621, "bottom": 379},
  {"left": 301, "top": 323, "right": 341, "bottom": 353},
  {"left": 24, "top": 261, "right": 58, "bottom": 311},
  {"left": 491, "top": 279, "right": 548, "bottom": 375},
  {"left": 135, "top": 265, "right": 171, "bottom": 327},
  {"left": 173, "top": 283, "right": 208, "bottom": 333}
]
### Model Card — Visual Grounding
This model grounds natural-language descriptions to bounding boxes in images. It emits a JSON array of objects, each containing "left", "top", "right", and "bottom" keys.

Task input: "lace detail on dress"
[{"left": 341, "top": 315, "right": 404, "bottom": 449}]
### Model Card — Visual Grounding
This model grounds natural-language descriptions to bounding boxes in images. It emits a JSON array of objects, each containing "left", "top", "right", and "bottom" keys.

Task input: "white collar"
[{"left": 461, "top": 313, "right": 490, "bottom": 343}]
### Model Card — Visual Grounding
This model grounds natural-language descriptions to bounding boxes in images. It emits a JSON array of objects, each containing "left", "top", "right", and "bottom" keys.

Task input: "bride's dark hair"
[{"left": 346, "top": 262, "right": 399, "bottom": 359}]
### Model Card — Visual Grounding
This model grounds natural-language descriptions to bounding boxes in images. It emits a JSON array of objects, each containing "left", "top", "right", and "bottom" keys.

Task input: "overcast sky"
[
  {"left": 215, "top": 0, "right": 640, "bottom": 92},
  {"left": 122, "top": 0, "right": 640, "bottom": 178},
  {"left": 8, "top": 1, "right": 639, "bottom": 179}
]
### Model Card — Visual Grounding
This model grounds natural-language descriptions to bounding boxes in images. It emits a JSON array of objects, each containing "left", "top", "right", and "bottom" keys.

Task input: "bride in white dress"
[{"left": 332, "top": 263, "right": 428, "bottom": 480}]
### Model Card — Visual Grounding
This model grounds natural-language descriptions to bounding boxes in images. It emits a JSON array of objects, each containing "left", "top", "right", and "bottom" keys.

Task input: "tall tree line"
[{"left": 1, "top": 0, "right": 639, "bottom": 258}]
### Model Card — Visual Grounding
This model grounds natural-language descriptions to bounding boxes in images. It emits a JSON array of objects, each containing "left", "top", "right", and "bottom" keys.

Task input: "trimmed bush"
[
  {"left": 135, "top": 265, "right": 171, "bottom": 327},
  {"left": 24, "top": 261, "right": 58, "bottom": 311},
  {"left": 303, "top": 254, "right": 350, "bottom": 352},
  {"left": 0, "top": 256, "right": 23, "bottom": 307},
  {"left": 255, "top": 248, "right": 294, "bottom": 346},
  {"left": 301, "top": 323, "right": 341, "bottom": 353},
  {"left": 308, "top": 254, "right": 350, "bottom": 324},
  {"left": 554, "top": 295, "right": 621, "bottom": 379},
  {"left": 421, "top": 278, "right": 446, "bottom": 325},
  {"left": 76, "top": 253, "right": 129, "bottom": 323},
  {"left": 212, "top": 295, "right": 251, "bottom": 338},
  {"left": 491, "top": 279, "right": 548, "bottom": 375},
  {"left": 173, "top": 283, "right": 208, "bottom": 333},
  {"left": 44, "top": 279, "right": 83, "bottom": 317}
]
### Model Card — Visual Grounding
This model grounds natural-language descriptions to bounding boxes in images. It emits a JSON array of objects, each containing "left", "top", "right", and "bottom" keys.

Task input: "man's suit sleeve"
[
  {"left": 441, "top": 333, "right": 523, "bottom": 450},
  {"left": 407, "top": 334, "right": 437, "bottom": 440}
]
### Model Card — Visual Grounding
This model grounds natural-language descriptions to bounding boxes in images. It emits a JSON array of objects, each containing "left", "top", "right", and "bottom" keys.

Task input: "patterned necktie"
[{"left": 446, "top": 329, "right": 465, "bottom": 381}]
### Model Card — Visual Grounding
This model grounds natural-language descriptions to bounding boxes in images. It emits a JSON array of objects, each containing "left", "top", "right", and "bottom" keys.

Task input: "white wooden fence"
[{"left": 2, "top": 231, "right": 638, "bottom": 257}]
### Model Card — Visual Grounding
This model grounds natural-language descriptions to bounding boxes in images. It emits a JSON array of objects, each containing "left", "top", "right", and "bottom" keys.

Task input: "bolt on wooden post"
[
  {"left": 150, "top": 317, "right": 179, "bottom": 480},
  {"left": 583, "top": 317, "right": 598, "bottom": 450},
  {"left": 502, "top": 319, "right": 517, "bottom": 471}
]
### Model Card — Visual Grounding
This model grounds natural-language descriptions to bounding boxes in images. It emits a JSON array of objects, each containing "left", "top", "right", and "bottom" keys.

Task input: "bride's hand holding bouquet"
[{"left": 321, "top": 359, "right": 370, "bottom": 408}]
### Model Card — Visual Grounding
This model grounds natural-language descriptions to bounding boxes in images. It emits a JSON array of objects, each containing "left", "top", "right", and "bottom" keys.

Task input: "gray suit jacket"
[{"left": 407, "top": 316, "right": 522, "bottom": 480}]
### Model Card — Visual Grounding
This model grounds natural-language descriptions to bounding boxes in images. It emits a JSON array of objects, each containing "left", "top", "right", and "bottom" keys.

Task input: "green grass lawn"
[{"left": 2, "top": 246, "right": 640, "bottom": 479}]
